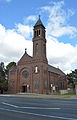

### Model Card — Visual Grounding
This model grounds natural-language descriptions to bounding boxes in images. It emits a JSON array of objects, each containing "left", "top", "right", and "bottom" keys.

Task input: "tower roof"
[{"left": 34, "top": 16, "right": 45, "bottom": 28}]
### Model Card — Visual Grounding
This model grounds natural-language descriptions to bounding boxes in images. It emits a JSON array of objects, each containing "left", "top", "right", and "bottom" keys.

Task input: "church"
[{"left": 8, "top": 17, "right": 67, "bottom": 94}]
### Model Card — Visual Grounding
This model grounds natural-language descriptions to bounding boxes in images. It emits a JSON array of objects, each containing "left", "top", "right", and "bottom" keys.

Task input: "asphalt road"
[{"left": 0, "top": 95, "right": 77, "bottom": 120}]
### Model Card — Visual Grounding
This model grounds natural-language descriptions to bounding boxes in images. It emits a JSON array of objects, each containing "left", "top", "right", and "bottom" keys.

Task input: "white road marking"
[
  {"left": 20, "top": 107, "right": 60, "bottom": 109},
  {"left": 0, "top": 107, "right": 77, "bottom": 120},
  {"left": 2, "top": 102, "right": 60, "bottom": 110},
  {"left": 2, "top": 102, "right": 18, "bottom": 108}
]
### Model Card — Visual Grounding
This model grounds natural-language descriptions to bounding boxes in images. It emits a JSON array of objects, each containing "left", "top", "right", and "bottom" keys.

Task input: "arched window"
[
  {"left": 34, "top": 80, "right": 39, "bottom": 89},
  {"left": 37, "top": 30, "right": 38, "bottom": 36},
  {"left": 35, "top": 43, "right": 38, "bottom": 55},
  {"left": 44, "top": 80, "right": 47, "bottom": 89},
  {"left": 39, "top": 30, "right": 40, "bottom": 36},
  {"left": 35, "top": 66, "right": 38, "bottom": 73}
]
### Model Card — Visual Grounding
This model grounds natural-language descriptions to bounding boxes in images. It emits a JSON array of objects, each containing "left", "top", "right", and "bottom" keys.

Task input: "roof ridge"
[
  {"left": 34, "top": 16, "right": 45, "bottom": 28},
  {"left": 48, "top": 64, "right": 65, "bottom": 75}
]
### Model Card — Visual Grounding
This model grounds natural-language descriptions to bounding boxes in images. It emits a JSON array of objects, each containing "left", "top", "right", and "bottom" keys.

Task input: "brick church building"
[{"left": 8, "top": 17, "right": 67, "bottom": 94}]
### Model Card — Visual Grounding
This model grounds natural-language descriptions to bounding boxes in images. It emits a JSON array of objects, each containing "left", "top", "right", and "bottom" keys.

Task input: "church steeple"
[
  {"left": 33, "top": 16, "right": 46, "bottom": 39},
  {"left": 34, "top": 15, "right": 45, "bottom": 29},
  {"left": 33, "top": 16, "right": 47, "bottom": 62}
]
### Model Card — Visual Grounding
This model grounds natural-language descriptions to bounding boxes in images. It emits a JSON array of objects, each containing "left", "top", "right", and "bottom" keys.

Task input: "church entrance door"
[{"left": 22, "top": 85, "right": 27, "bottom": 92}]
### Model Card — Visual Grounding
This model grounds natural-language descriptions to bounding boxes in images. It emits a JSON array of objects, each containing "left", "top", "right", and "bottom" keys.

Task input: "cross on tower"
[
  {"left": 39, "top": 15, "right": 40, "bottom": 19},
  {"left": 25, "top": 48, "right": 27, "bottom": 53}
]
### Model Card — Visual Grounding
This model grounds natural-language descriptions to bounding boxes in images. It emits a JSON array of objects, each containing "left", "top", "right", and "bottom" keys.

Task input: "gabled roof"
[
  {"left": 34, "top": 16, "right": 45, "bottom": 28},
  {"left": 48, "top": 65, "right": 65, "bottom": 76},
  {"left": 18, "top": 52, "right": 32, "bottom": 65}
]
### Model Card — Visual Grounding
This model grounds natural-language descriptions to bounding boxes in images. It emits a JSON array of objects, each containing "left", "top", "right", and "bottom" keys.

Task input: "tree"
[
  {"left": 0, "top": 62, "right": 5, "bottom": 81},
  {"left": 5, "top": 62, "right": 16, "bottom": 75},
  {"left": 67, "top": 69, "right": 77, "bottom": 89},
  {"left": 6, "top": 62, "right": 16, "bottom": 70},
  {"left": 0, "top": 62, "right": 8, "bottom": 93},
  {"left": 0, "top": 62, "right": 16, "bottom": 94}
]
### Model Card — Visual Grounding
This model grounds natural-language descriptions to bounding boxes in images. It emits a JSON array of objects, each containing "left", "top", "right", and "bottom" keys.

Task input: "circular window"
[{"left": 22, "top": 70, "right": 29, "bottom": 78}]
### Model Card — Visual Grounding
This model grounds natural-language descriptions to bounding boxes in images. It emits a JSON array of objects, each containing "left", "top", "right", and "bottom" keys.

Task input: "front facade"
[{"left": 8, "top": 17, "right": 67, "bottom": 94}]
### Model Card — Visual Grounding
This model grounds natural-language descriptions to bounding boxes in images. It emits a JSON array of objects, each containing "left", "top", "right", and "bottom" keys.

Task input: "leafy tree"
[
  {"left": 67, "top": 69, "right": 77, "bottom": 89},
  {"left": 0, "top": 62, "right": 8, "bottom": 93},
  {"left": 6, "top": 62, "right": 16, "bottom": 70},
  {"left": 0, "top": 62, "right": 5, "bottom": 81},
  {"left": 0, "top": 62, "right": 16, "bottom": 94},
  {"left": 5, "top": 62, "right": 16, "bottom": 75}
]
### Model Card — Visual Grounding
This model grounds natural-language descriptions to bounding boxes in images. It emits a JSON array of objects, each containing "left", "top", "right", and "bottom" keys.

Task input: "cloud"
[
  {"left": 0, "top": 24, "right": 32, "bottom": 65},
  {"left": 1, "top": 21, "right": 77, "bottom": 73},
  {"left": 47, "top": 36, "right": 77, "bottom": 73},
  {"left": 0, "top": 0, "right": 77, "bottom": 74},
  {"left": 39, "top": 0, "right": 77, "bottom": 73},
  {"left": 6, "top": 0, "right": 12, "bottom": 2},
  {"left": 24, "top": 15, "right": 37, "bottom": 24},
  {"left": 16, "top": 16, "right": 37, "bottom": 39},
  {"left": 16, "top": 23, "right": 33, "bottom": 39},
  {"left": 41, "top": 1, "right": 77, "bottom": 39},
  {"left": 0, "top": 0, "right": 12, "bottom": 3}
]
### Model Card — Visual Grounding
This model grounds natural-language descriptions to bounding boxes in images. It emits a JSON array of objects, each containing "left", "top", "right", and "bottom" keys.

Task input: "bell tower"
[
  {"left": 33, "top": 16, "right": 47, "bottom": 63},
  {"left": 32, "top": 16, "right": 48, "bottom": 94}
]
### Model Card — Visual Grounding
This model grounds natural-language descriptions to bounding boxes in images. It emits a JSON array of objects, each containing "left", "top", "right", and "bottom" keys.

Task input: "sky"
[{"left": 0, "top": 0, "right": 77, "bottom": 73}]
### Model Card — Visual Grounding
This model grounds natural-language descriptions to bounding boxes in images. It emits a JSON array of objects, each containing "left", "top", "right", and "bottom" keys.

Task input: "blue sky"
[
  {"left": 0, "top": 0, "right": 77, "bottom": 73},
  {"left": 0, "top": 0, "right": 77, "bottom": 45},
  {"left": 0, "top": 0, "right": 77, "bottom": 28},
  {"left": 0, "top": 0, "right": 49, "bottom": 28}
]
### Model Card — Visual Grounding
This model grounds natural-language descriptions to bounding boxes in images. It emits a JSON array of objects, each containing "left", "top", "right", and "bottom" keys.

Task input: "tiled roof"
[
  {"left": 48, "top": 65, "right": 65, "bottom": 76},
  {"left": 34, "top": 16, "right": 45, "bottom": 28}
]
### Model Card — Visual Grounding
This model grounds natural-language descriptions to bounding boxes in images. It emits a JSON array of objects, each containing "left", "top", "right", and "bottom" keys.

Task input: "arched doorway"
[
  {"left": 22, "top": 85, "right": 27, "bottom": 92},
  {"left": 22, "top": 84, "right": 30, "bottom": 93}
]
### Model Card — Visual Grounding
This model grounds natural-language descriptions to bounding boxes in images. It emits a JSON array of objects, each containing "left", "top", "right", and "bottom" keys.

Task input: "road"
[{"left": 0, "top": 95, "right": 77, "bottom": 120}]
